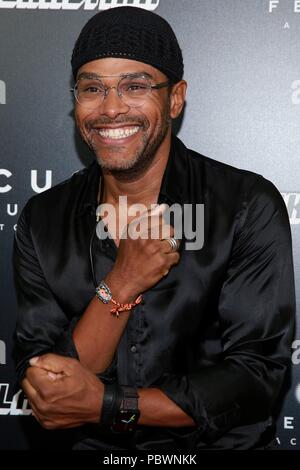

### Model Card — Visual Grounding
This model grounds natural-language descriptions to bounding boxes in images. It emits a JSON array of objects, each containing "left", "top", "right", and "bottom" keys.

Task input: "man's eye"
[
  {"left": 125, "top": 83, "right": 148, "bottom": 93},
  {"left": 83, "top": 86, "right": 102, "bottom": 94}
]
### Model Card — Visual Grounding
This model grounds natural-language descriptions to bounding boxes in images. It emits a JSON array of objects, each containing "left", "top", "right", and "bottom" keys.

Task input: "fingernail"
[{"left": 29, "top": 357, "right": 39, "bottom": 365}]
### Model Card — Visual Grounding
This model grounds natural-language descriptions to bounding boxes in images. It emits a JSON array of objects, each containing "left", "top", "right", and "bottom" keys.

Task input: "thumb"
[{"left": 29, "top": 353, "right": 72, "bottom": 375}]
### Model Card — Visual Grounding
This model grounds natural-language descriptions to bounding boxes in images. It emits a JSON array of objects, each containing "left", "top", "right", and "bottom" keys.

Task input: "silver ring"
[{"left": 163, "top": 237, "right": 179, "bottom": 252}]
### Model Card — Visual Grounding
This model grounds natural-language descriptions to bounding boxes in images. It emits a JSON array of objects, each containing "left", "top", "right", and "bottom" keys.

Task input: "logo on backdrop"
[
  {"left": 0, "top": 0, "right": 159, "bottom": 10},
  {"left": 269, "top": 1, "right": 300, "bottom": 12},
  {"left": 0, "top": 169, "right": 52, "bottom": 194},
  {"left": 291, "top": 80, "right": 300, "bottom": 104},
  {"left": 268, "top": 1, "right": 300, "bottom": 29},
  {"left": 276, "top": 416, "right": 298, "bottom": 447},
  {"left": 0, "top": 80, "right": 6, "bottom": 105},
  {"left": 0, "top": 384, "right": 32, "bottom": 416},
  {"left": 0, "top": 340, "right": 6, "bottom": 365},
  {"left": 292, "top": 340, "right": 300, "bottom": 365},
  {"left": 281, "top": 193, "right": 300, "bottom": 225},
  {"left": 0, "top": 170, "right": 53, "bottom": 233}
]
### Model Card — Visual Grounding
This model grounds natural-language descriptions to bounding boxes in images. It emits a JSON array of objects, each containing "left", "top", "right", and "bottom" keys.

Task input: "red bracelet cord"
[{"left": 110, "top": 294, "right": 143, "bottom": 317}]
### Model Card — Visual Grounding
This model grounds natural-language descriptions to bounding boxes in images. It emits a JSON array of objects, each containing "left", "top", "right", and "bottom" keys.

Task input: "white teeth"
[{"left": 98, "top": 126, "right": 139, "bottom": 139}]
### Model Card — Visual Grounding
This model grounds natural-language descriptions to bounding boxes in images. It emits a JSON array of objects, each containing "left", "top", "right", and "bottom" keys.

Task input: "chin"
[{"left": 95, "top": 154, "right": 137, "bottom": 172}]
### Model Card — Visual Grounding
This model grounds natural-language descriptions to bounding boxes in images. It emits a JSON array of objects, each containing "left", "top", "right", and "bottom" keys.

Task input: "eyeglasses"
[{"left": 70, "top": 73, "right": 170, "bottom": 109}]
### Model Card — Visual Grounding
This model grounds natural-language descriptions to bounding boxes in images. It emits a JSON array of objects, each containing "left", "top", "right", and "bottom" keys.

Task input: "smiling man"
[
  {"left": 75, "top": 66, "right": 172, "bottom": 175},
  {"left": 13, "top": 7, "right": 295, "bottom": 451}
]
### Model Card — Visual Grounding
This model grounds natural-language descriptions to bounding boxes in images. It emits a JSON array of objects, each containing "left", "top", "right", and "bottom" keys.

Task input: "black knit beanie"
[{"left": 71, "top": 6, "right": 184, "bottom": 83}]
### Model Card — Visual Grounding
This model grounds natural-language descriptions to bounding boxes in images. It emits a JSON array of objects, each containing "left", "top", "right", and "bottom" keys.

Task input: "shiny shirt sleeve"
[
  {"left": 155, "top": 176, "right": 296, "bottom": 442},
  {"left": 13, "top": 202, "right": 117, "bottom": 385},
  {"left": 13, "top": 203, "right": 84, "bottom": 383}
]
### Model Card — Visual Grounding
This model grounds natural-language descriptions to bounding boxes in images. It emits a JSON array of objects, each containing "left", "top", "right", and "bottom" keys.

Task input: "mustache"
[{"left": 85, "top": 115, "right": 149, "bottom": 131}]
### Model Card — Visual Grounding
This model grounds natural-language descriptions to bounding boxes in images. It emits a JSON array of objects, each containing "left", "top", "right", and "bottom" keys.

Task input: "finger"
[
  {"left": 144, "top": 205, "right": 170, "bottom": 228},
  {"left": 129, "top": 203, "right": 170, "bottom": 235},
  {"left": 130, "top": 203, "right": 167, "bottom": 226},
  {"left": 162, "top": 257, "right": 180, "bottom": 277},
  {"left": 162, "top": 253, "right": 181, "bottom": 273},
  {"left": 47, "top": 371, "right": 65, "bottom": 380},
  {"left": 142, "top": 222, "right": 174, "bottom": 241},
  {"left": 160, "top": 224, "right": 175, "bottom": 240},
  {"left": 27, "top": 364, "right": 48, "bottom": 381},
  {"left": 22, "top": 377, "right": 39, "bottom": 402},
  {"left": 30, "top": 403, "right": 57, "bottom": 429},
  {"left": 22, "top": 381, "right": 48, "bottom": 425},
  {"left": 161, "top": 238, "right": 181, "bottom": 254},
  {"left": 145, "top": 203, "right": 168, "bottom": 218},
  {"left": 126, "top": 216, "right": 162, "bottom": 241},
  {"left": 127, "top": 207, "right": 152, "bottom": 227},
  {"left": 29, "top": 353, "right": 74, "bottom": 376},
  {"left": 167, "top": 252, "right": 181, "bottom": 266},
  {"left": 129, "top": 211, "right": 162, "bottom": 234},
  {"left": 129, "top": 215, "right": 160, "bottom": 238},
  {"left": 25, "top": 367, "right": 59, "bottom": 399},
  {"left": 30, "top": 402, "right": 44, "bottom": 424}
]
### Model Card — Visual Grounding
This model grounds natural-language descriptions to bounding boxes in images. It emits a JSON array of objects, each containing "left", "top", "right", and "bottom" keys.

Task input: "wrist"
[
  {"left": 104, "top": 271, "right": 140, "bottom": 304},
  {"left": 111, "top": 385, "right": 140, "bottom": 433},
  {"left": 99, "top": 383, "right": 140, "bottom": 433},
  {"left": 95, "top": 278, "right": 142, "bottom": 317},
  {"left": 89, "top": 380, "right": 105, "bottom": 425},
  {"left": 99, "top": 383, "right": 122, "bottom": 427}
]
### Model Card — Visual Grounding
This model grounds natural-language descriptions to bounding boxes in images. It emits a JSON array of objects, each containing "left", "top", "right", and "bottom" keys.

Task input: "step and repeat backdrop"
[{"left": 0, "top": 0, "right": 299, "bottom": 450}]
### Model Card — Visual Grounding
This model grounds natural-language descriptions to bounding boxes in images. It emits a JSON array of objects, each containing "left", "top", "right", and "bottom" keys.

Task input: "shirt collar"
[
  {"left": 76, "top": 160, "right": 102, "bottom": 217},
  {"left": 158, "top": 135, "right": 187, "bottom": 205},
  {"left": 76, "top": 134, "right": 187, "bottom": 217}
]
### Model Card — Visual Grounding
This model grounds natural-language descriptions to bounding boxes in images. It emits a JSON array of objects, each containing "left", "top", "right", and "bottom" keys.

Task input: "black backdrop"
[{"left": 0, "top": 0, "right": 299, "bottom": 450}]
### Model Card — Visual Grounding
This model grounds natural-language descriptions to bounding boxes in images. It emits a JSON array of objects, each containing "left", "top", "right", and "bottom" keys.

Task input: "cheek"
[
  {"left": 141, "top": 103, "right": 169, "bottom": 130},
  {"left": 75, "top": 106, "right": 93, "bottom": 129},
  {"left": 150, "top": 97, "right": 171, "bottom": 123},
  {"left": 74, "top": 108, "right": 84, "bottom": 129}
]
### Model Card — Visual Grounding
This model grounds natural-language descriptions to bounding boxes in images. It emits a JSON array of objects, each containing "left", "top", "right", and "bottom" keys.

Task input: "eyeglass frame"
[{"left": 70, "top": 72, "right": 172, "bottom": 109}]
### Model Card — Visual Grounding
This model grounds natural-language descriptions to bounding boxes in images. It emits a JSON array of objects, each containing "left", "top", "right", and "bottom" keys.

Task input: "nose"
[{"left": 100, "top": 86, "right": 130, "bottom": 119}]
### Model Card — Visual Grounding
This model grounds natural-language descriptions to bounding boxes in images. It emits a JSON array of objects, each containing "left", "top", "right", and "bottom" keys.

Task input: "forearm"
[
  {"left": 138, "top": 388, "right": 196, "bottom": 427},
  {"left": 73, "top": 271, "right": 137, "bottom": 374}
]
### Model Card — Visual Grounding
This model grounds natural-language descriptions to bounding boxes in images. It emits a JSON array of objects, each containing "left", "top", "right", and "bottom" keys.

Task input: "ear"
[{"left": 169, "top": 80, "right": 187, "bottom": 119}]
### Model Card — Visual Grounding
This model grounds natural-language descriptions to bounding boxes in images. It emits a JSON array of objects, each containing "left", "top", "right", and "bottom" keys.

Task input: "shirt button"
[{"left": 130, "top": 345, "right": 137, "bottom": 353}]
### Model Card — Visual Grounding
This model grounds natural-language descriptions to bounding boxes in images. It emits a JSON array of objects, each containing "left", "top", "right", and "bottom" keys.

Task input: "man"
[{"left": 13, "top": 7, "right": 295, "bottom": 451}]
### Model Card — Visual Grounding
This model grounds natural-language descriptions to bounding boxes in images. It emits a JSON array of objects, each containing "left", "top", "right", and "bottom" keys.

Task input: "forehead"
[{"left": 77, "top": 57, "right": 167, "bottom": 81}]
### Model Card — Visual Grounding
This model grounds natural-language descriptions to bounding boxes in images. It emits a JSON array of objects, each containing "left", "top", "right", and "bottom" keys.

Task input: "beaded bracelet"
[{"left": 95, "top": 281, "right": 142, "bottom": 317}]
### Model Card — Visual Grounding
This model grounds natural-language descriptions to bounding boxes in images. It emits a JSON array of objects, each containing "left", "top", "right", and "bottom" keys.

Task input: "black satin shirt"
[{"left": 13, "top": 136, "right": 295, "bottom": 450}]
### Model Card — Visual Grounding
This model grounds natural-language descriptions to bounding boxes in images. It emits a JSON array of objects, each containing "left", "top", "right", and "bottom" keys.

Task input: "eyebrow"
[{"left": 76, "top": 71, "right": 154, "bottom": 81}]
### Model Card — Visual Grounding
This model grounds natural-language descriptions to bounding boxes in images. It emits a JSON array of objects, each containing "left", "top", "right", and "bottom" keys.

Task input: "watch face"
[{"left": 112, "top": 409, "right": 140, "bottom": 433}]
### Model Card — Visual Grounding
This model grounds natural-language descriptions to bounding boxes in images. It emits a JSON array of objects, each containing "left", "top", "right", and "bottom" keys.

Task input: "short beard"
[
  {"left": 81, "top": 102, "right": 171, "bottom": 182},
  {"left": 108, "top": 113, "right": 171, "bottom": 182}
]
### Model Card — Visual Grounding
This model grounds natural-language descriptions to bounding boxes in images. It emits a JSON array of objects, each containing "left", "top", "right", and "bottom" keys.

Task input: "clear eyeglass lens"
[{"left": 75, "top": 75, "right": 151, "bottom": 109}]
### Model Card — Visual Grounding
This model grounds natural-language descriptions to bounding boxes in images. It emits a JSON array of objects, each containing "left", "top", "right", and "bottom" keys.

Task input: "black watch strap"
[
  {"left": 122, "top": 385, "right": 139, "bottom": 409},
  {"left": 111, "top": 385, "right": 140, "bottom": 433},
  {"left": 100, "top": 383, "right": 121, "bottom": 428}
]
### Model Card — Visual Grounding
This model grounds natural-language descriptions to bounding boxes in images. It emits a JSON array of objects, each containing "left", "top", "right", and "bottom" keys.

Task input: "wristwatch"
[{"left": 111, "top": 386, "right": 140, "bottom": 433}]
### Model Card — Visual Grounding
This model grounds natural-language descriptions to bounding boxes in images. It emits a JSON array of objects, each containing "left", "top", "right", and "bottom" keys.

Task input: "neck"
[{"left": 101, "top": 137, "right": 171, "bottom": 207}]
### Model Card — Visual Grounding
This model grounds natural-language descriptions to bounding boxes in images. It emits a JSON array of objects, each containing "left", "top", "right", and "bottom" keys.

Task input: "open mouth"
[{"left": 97, "top": 126, "right": 140, "bottom": 140}]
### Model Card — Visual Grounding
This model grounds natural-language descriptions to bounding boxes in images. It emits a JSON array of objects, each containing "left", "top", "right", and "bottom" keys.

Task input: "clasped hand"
[{"left": 22, "top": 354, "right": 104, "bottom": 429}]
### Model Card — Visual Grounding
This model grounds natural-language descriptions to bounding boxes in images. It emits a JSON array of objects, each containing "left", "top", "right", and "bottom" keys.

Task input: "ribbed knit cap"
[{"left": 71, "top": 6, "right": 184, "bottom": 83}]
